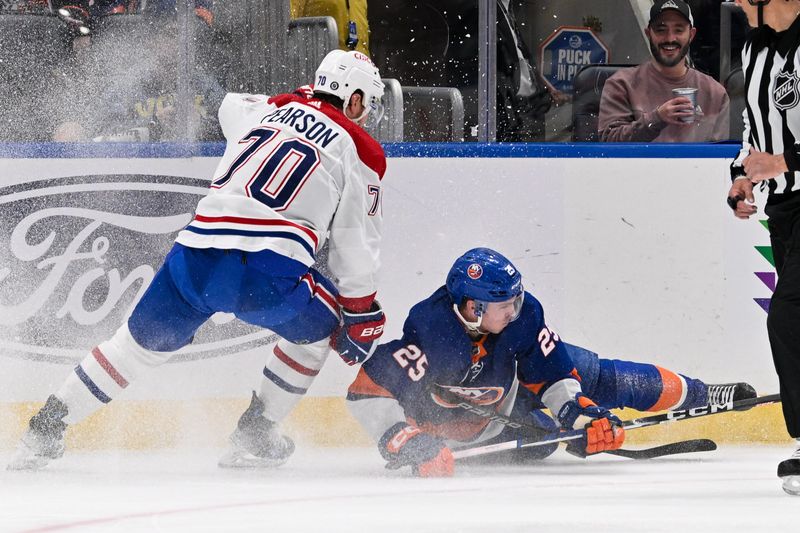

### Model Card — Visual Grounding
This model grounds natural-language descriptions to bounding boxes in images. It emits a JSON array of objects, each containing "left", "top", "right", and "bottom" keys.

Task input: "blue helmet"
[{"left": 446, "top": 248, "right": 524, "bottom": 318}]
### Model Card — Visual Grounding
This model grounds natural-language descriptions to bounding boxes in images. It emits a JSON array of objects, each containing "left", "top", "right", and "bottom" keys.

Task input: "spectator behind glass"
[
  {"left": 496, "top": 0, "right": 566, "bottom": 142},
  {"left": 50, "top": 0, "right": 212, "bottom": 35},
  {"left": 598, "top": 0, "right": 729, "bottom": 142},
  {"left": 143, "top": 0, "right": 212, "bottom": 25},
  {"left": 0, "top": 0, "right": 49, "bottom": 14},
  {"left": 50, "top": 0, "right": 125, "bottom": 35},
  {"left": 291, "top": 0, "right": 370, "bottom": 55},
  {"left": 52, "top": 12, "right": 224, "bottom": 142}
]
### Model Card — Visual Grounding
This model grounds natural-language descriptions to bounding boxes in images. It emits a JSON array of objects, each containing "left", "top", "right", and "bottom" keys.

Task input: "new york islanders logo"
[
  {"left": 774, "top": 71, "right": 800, "bottom": 110},
  {"left": 467, "top": 263, "right": 483, "bottom": 279},
  {"left": 431, "top": 385, "right": 504, "bottom": 408}
]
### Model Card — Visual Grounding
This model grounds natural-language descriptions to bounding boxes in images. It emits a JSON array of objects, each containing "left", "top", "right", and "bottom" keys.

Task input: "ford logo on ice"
[{"left": 0, "top": 174, "right": 276, "bottom": 365}]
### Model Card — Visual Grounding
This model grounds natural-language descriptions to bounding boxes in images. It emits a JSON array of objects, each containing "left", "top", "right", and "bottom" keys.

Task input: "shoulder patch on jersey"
[
  {"left": 775, "top": 70, "right": 800, "bottom": 111},
  {"left": 431, "top": 385, "right": 504, "bottom": 408}
]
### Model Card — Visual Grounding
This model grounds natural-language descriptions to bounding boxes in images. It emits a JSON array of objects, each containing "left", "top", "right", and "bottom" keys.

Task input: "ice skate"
[
  {"left": 218, "top": 392, "right": 295, "bottom": 469},
  {"left": 705, "top": 382, "right": 757, "bottom": 411},
  {"left": 778, "top": 441, "right": 800, "bottom": 496},
  {"left": 7, "top": 395, "right": 68, "bottom": 471}
]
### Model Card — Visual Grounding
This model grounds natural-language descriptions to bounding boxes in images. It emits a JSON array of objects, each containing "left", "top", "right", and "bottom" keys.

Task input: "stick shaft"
[{"left": 435, "top": 384, "right": 781, "bottom": 461}]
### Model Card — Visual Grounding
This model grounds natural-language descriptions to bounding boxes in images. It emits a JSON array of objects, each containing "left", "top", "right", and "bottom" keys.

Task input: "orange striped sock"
[{"left": 646, "top": 366, "right": 688, "bottom": 411}]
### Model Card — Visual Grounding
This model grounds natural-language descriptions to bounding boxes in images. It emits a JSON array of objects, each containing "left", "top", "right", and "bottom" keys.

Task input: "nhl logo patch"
[
  {"left": 467, "top": 263, "right": 483, "bottom": 279},
  {"left": 774, "top": 70, "right": 800, "bottom": 110}
]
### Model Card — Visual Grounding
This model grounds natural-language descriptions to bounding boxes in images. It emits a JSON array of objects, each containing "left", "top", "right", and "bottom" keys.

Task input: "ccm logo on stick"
[{"left": 666, "top": 402, "right": 733, "bottom": 421}]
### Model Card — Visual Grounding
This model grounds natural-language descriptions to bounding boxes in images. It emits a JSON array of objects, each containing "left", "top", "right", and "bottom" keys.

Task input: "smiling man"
[{"left": 598, "top": 0, "right": 730, "bottom": 142}]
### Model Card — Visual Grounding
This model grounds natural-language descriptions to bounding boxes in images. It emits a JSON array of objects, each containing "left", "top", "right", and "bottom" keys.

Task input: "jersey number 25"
[{"left": 392, "top": 345, "right": 428, "bottom": 381}]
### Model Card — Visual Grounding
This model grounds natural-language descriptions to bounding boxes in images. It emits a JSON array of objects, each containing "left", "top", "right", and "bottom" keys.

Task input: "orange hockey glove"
[
  {"left": 379, "top": 423, "right": 454, "bottom": 477},
  {"left": 557, "top": 394, "right": 625, "bottom": 456}
]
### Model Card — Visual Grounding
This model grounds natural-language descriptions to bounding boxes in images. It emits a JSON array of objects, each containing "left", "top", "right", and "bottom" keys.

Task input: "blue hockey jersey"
[{"left": 347, "top": 286, "right": 584, "bottom": 444}]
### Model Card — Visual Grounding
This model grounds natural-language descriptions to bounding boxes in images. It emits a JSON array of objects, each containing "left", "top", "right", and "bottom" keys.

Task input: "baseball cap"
[{"left": 649, "top": 0, "right": 694, "bottom": 26}]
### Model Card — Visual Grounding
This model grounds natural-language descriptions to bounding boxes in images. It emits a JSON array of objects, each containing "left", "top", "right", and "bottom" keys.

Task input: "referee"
[{"left": 728, "top": 0, "right": 800, "bottom": 496}]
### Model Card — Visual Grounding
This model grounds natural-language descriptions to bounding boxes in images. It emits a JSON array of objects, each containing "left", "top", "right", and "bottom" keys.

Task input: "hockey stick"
[
  {"left": 454, "top": 437, "right": 717, "bottom": 461},
  {"left": 431, "top": 384, "right": 780, "bottom": 459},
  {"left": 604, "top": 438, "right": 717, "bottom": 459}
]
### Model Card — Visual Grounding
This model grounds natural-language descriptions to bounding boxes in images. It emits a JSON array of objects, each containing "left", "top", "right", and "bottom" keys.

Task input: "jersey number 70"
[{"left": 211, "top": 126, "right": 321, "bottom": 212}]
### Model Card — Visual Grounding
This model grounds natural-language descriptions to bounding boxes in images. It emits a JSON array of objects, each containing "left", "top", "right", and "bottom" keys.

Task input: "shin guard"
[
  {"left": 258, "top": 338, "right": 330, "bottom": 422},
  {"left": 57, "top": 323, "right": 176, "bottom": 424},
  {"left": 595, "top": 359, "right": 704, "bottom": 412}
]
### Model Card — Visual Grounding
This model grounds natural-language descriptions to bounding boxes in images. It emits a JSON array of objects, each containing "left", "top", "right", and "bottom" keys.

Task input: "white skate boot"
[
  {"left": 218, "top": 392, "right": 295, "bottom": 469},
  {"left": 706, "top": 382, "right": 757, "bottom": 410}
]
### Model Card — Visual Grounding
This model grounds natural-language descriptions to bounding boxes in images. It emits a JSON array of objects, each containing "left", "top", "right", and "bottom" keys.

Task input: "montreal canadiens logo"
[
  {"left": 774, "top": 71, "right": 800, "bottom": 110},
  {"left": 467, "top": 263, "right": 483, "bottom": 279}
]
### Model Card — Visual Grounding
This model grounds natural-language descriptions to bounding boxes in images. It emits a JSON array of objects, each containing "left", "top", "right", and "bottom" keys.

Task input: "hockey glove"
[
  {"left": 557, "top": 394, "right": 625, "bottom": 457},
  {"left": 379, "top": 422, "right": 454, "bottom": 477},
  {"left": 330, "top": 301, "right": 385, "bottom": 365}
]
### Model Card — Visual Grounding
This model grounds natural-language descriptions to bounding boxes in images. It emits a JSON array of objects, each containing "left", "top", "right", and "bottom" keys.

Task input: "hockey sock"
[
  {"left": 595, "top": 359, "right": 703, "bottom": 412},
  {"left": 257, "top": 337, "right": 329, "bottom": 422},
  {"left": 672, "top": 375, "right": 708, "bottom": 410},
  {"left": 56, "top": 323, "right": 175, "bottom": 424}
]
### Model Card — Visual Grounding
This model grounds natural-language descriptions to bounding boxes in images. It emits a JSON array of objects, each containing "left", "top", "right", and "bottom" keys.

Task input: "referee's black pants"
[{"left": 766, "top": 194, "right": 800, "bottom": 438}]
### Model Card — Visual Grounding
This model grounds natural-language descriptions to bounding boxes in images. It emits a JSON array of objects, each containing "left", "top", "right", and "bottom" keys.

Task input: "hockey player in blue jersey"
[{"left": 347, "top": 247, "right": 757, "bottom": 477}]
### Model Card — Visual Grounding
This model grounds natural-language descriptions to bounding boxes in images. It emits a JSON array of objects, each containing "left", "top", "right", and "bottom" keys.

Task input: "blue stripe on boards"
[
  {"left": 74, "top": 365, "right": 112, "bottom": 404},
  {"left": 262, "top": 366, "right": 308, "bottom": 395},
  {"left": 0, "top": 142, "right": 742, "bottom": 159},
  {"left": 382, "top": 142, "right": 743, "bottom": 158},
  {"left": 0, "top": 142, "right": 225, "bottom": 159},
  {"left": 184, "top": 226, "right": 315, "bottom": 257}
]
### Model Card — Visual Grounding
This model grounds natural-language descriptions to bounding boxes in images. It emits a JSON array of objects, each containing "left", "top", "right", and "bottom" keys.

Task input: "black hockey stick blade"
[{"left": 606, "top": 438, "right": 717, "bottom": 460}]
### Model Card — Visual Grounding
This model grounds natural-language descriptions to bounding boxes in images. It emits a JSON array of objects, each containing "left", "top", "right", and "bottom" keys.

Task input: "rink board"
[
  {"left": 0, "top": 142, "right": 790, "bottom": 448},
  {"left": 0, "top": 397, "right": 792, "bottom": 451}
]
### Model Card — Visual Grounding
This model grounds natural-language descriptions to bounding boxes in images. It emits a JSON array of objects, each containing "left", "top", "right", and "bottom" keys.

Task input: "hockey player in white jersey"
[{"left": 8, "top": 50, "right": 387, "bottom": 471}]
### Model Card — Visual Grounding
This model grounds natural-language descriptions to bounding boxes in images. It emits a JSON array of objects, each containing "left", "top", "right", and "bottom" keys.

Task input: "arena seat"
[
  {"left": 400, "top": 86, "right": 465, "bottom": 142},
  {"left": 571, "top": 64, "right": 632, "bottom": 142},
  {"left": 725, "top": 66, "right": 745, "bottom": 142}
]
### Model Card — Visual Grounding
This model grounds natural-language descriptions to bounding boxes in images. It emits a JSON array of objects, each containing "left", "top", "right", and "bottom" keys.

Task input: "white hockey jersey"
[{"left": 175, "top": 91, "right": 386, "bottom": 309}]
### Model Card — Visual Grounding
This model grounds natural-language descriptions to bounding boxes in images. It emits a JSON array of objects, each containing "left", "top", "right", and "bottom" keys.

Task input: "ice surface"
[{"left": 1, "top": 445, "right": 799, "bottom": 533}]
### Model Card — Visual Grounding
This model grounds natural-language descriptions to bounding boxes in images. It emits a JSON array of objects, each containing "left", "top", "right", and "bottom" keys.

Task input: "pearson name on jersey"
[{"left": 176, "top": 92, "right": 386, "bottom": 305}]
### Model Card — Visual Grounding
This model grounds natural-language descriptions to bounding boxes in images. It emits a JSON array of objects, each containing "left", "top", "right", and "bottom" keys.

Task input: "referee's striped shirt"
[{"left": 732, "top": 16, "right": 800, "bottom": 203}]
